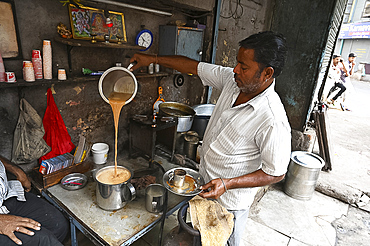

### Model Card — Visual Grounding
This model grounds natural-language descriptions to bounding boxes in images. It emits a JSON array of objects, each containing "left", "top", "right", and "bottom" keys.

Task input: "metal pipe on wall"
[
  {"left": 207, "top": 0, "right": 222, "bottom": 103},
  {"left": 90, "top": 0, "right": 172, "bottom": 16}
]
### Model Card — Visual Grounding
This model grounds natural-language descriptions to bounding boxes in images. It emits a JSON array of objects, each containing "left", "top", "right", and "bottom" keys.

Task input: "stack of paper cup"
[
  {"left": 32, "top": 50, "right": 43, "bottom": 79},
  {"left": 43, "top": 40, "right": 52, "bottom": 79},
  {"left": 0, "top": 51, "right": 5, "bottom": 82},
  {"left": 23, "top": 61, "right": 35, "bottom": 82}
]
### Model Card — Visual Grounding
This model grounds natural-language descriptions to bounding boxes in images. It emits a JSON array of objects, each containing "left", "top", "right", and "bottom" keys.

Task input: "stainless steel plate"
[
  {"left": 61, "top": 173, "right": 88, "bottom": 190},
  {"left": 163, "top": 167, "right": 205, "bottom": 196}
]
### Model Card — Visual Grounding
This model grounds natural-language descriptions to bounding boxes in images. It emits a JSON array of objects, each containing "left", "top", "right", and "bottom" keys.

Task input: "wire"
[
  {"left": 178, "top": 10, "right": 213, "bottom": 18},
  {"left": 220, "top": 0, "right": 244, "bottom": 19}
]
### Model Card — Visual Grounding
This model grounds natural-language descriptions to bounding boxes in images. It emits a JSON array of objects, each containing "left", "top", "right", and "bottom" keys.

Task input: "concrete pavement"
[
  {"left": 246, "top": 183, "right": 346, "bottom": 246},
  {"left": 316, "top": 79, "right": 370, "bottom": 205}
]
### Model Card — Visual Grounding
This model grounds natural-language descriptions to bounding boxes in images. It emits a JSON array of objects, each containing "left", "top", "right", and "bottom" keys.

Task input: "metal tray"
[
  {"left": 163, "top": 167, "right": 205, "bottom": 196},
  {"left": 61, "top": 173, "right": 88, "bottom": 190}
]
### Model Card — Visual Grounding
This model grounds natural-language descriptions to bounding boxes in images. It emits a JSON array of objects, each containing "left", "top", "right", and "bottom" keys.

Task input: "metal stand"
[
  {"left": 313, "top": 103, "right": 333, "bottom": 171},
  {"left": 129, "top": 115, "right": 177, "bottom": 161},
  {"left": 158, "top": 188, "right": 168, "bottom": 246}
]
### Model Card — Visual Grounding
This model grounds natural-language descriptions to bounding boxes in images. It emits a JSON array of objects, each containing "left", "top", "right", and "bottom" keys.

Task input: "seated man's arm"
[{"left": 0, "top": 156, "right": 31, "bottom": 192}]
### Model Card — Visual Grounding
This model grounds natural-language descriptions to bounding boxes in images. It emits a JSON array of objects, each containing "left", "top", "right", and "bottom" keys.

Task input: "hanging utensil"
[{"left": 153, "top": 86, "right": 165, "bottom": 114}]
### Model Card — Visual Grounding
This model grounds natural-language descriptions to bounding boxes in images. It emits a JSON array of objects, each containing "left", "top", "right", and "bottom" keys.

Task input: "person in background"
[
  {"left": 129, "top": 31, "right": 291, "bottom": 245},
  {"left": 341, "top": 52, "right": 357, "bottom": 111},
  {"left": 328, "top": 55, "right": 342, "bottom": 81},
  {"left": 327, "top": 53, "right": 356, "bottom": 110},
  {"left": 323, "top": 55, "right": 341, "bottom": 102},
  {"left": 0, "top": 155, "right": 69, "bottom": 246}
]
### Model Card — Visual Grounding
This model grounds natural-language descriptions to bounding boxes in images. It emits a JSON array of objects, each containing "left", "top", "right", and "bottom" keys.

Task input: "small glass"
[
  {"left": 91, "top": 33, "right": 97, "bottom": 44},
  {"left": 104, "top": 34, "right": 110, "bottom": 43},
  {"left": 173, "top": 169, "right": 186, "bottom": 188}
]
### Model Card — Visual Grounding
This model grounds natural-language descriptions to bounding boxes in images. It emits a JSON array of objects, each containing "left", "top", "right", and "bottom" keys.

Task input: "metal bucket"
[{"left": 284, "top": 151, "right": 325, "bottom": 201}]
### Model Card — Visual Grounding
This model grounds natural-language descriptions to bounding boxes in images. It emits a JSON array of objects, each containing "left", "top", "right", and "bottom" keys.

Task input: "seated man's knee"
[{"left": 1, "top": 228, "right": 64, "bottom": 246}]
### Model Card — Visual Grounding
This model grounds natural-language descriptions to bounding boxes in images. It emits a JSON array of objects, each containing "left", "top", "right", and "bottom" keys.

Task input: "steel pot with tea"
[
  {"left": 159, "top": 102, "right": 195, "bottom": 132},
  {"left": 94, "top": 165, "right": 136, "bottom": 210}
]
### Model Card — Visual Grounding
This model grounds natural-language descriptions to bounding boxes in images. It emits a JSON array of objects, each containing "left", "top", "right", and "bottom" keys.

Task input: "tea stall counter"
[
  {"left": 41, "top": 158, "right": 191, "bottom": 246},
  {"left": 43, "top": 179, "right": 189, "bottom": 246}
]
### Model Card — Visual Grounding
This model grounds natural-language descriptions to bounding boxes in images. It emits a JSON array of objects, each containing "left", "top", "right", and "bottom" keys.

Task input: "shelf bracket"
[{"left": 66, "top": 45, "right": 74, "bottom": 72}]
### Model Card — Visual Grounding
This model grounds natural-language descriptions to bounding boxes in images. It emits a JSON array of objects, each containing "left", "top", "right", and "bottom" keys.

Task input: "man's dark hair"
[
  {"left": 348, "top": 52, "right": 356, "bottom": 57},
  {"left": 333, "top": 55, "right": 340, "bottom": 59},
  {"left": 239, "top": 31, "right": 287, "bottom": 78}
]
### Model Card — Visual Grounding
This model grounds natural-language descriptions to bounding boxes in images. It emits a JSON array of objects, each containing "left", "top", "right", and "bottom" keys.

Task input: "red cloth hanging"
[{"left": 40, "top": 88, "right": 75, "bottom": 162}]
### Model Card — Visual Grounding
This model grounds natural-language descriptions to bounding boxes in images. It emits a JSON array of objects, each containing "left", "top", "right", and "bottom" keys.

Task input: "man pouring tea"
[{"left": 130, "top": 31, "right": 291, "bottom": 245}]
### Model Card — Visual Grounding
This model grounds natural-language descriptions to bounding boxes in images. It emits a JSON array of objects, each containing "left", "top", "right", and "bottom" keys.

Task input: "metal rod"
[
  {"left": 207, "top": 0, "right": 222, "bottom": 103},
  {"left": 90, "top": 0, "right": 172, "bottom": 16},
  {"left": 158, "top": 189, "right": 168, "bottom": 246}
]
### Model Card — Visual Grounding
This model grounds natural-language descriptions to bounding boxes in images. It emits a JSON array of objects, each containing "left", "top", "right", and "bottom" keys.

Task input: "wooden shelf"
[
  {"left": 55, "top": 36, "right": 145, "bottom": 50},
  {"left": 0, "top": 76, "right": 99, "bottom": 88},
  {"left": 0, "top": 73, "right": 170, "bottom": 88},
  {"left": 55, "top": 36, "right": 146, "bottom": 72},
  {"left": 136, "top": 72, "right": 170, "bottom": 78}
]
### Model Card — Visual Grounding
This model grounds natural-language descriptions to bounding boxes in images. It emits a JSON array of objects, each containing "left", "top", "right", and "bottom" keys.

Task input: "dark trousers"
[
  {"left": 0, "top": 192, "right": 69, "bottom": 246},
  {"left": 327, "top": 82, "right": 346, "bottom": 101}
]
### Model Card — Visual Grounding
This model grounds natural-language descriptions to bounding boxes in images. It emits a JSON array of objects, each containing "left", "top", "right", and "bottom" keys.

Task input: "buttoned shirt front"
[
  {"left": 0, "top": 161, "right": 25, "bottom": 214},
  {"left": 197, "top": 62, "right": 291, "bottom": 210}
]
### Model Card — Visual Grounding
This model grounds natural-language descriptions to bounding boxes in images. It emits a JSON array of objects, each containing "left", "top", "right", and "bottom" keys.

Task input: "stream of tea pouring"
[{"left": 106, "top": 63, "right": 137, "bottom": 177}]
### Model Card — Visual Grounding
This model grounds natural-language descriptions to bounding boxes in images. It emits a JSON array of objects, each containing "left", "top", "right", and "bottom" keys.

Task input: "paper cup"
[
  {"left": 5, "top": 72, "right": 16, "bottom": 82},
  {"left": 43, "top": 40, "right": 52, "bottom": 79},
  {"left": 58, "top": 69, "right": 66, "bottom": 80},
  {"left": 32, "top": 50, "right": 43, "bottom": 79},
  {"left": 91, "top": 143, "right": 109, "bottom": 164},
  {"left": 23, "top": 61, "right": 35, "bottom": 82}
]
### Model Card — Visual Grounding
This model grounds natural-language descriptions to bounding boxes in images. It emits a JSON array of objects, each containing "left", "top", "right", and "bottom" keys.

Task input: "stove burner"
[{"left": 132, "top": 114, "right": 175, "bottom": 125}]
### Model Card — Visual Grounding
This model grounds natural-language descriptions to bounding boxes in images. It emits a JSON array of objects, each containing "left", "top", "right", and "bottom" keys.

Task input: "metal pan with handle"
[{"left": 98, "top": 62, "right": 138, "bottom": 104}]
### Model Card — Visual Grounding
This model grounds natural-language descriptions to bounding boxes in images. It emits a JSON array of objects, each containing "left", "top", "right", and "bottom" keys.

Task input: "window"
[{"left": 362, "top": 0, "right": 370, "bottom": 18}]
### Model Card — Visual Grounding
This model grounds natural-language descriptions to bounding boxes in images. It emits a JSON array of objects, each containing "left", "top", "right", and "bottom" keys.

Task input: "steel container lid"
[
  {"left": 290, "top": 151, "right": 325, "bottom": 169},
  {"left": 192, "top": 104, "right": 215, "bottom": 116}
]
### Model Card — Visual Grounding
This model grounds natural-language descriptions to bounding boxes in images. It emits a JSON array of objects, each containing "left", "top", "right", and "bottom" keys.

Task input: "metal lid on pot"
[{"left": 290, "top": 151, "right": 325, "bottom": 169}]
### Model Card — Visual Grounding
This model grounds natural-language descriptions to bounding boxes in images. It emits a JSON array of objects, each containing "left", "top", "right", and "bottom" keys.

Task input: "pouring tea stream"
[{"left": 98, "top": 64, "right": 138, "bottom": 177}]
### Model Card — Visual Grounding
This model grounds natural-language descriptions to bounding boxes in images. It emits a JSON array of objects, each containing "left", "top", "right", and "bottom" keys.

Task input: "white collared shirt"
[
  {"left": 197, "top": 62, "right": 291, "bottom": 210},
  {"left": 0, "top": 161, "right": 26, "bottom": 214}
]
